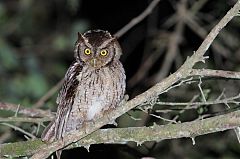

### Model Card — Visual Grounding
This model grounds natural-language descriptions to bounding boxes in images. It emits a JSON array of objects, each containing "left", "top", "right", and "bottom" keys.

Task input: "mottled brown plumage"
[{"left": 41, "top": 30, "right": 126, "bottom": 158}]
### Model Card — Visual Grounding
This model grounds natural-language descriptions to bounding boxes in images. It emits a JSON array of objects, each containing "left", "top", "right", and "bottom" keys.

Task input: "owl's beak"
[{"left": 90, "top": 58, "right": 97, "bottom": 68}]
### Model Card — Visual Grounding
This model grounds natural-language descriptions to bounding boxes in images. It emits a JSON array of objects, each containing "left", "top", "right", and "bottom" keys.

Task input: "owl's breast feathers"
[
  {"left": 42, "top": 60, "right": 125, "bottom": 142},
  {"left": 73, "top": 60, "right": 125, "bottom": 121}
]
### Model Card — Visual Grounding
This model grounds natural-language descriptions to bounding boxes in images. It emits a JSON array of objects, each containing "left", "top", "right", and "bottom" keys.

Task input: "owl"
[{"left": 41, "top": 30, "right": 126, "bottom": 158}]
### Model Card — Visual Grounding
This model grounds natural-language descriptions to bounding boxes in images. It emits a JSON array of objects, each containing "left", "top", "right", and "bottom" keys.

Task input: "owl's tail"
[
  {"left": 41, "top": 120, "right": 56, "bottom": 142},
  {"left": 41, "top": 120, "right": 63, "bottom": 159},
  {"left": 56, "top": 150, "right": 63, "bottom": 159}
]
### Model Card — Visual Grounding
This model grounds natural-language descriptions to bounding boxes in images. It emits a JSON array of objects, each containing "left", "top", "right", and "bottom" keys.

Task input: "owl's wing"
[
  {"left": 41, "top": 61, "right": 82, "bottom": 142},
  {"left": 55, "top": 61, "right": 82, "bottom": 139}
]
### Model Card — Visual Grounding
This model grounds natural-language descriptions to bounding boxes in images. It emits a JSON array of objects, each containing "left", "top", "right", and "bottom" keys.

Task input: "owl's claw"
[
  {"left": 108, "top": 120, "right": 118, "bottom": 126},
  {"left": 120, "top": 94, "right": 129, "bottom": 106}
]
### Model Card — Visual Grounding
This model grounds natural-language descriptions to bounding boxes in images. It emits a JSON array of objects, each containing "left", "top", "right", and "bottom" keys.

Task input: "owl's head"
[{"left": 74, "top": 30, "right": 122, "bottom": 69}]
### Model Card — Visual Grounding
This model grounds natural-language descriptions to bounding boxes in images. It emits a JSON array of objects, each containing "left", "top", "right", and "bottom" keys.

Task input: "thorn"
[
  {"left": 84, "top": 145, "right": 91, "bottom": 152},
  {"left": 234, "top": 127, "right": 240, "bottom": 143},
  {"left": 198, "top": 77, "right": 207, "bottom": 102},
  {"left": 77, "top": 32, "right": 84, "bottom": 42},
  {"left": 108, "top": 120, "right": 118, "bottom": 126},
  {"left": 191, "top": 137, "right": 196, "bottom": 145},
  {"left": 14, "top": 104, "right": 20, "bottom": 117},
  {"left": 137, "top": 141, "right": 143, "bottom": 146}
]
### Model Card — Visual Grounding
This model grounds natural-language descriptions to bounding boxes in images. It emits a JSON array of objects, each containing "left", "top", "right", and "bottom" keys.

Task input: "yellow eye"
[
  {"left": 84, "top": 48, "right": 91, "bottom": 55},
  {"left": 100, "top": 49, "right": 108, "bottom": 56}
]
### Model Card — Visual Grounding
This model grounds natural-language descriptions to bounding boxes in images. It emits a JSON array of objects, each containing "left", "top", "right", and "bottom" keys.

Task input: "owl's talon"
[
  {"left": 108, "top": 120, "right": 117, "bottom": 126},
  {"left": 120, "top": 94, "right": 129, "bottom": 106}
]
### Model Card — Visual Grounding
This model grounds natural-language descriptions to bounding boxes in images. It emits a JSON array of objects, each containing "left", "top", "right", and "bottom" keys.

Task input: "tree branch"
[
  {"left": 0, "top": 117, "right": 51, "bottom": 123},
  {"left": 190, "top": 69, "right": 240, "bottom": 79},
  {"left": 2, "top": 69, "right": 239, "bottom": 155},
  {"left": 0, "top": 102, "right": 54, "bottom": 118},
  {"left": 114, "top": 0, "right": 161, "bottom": 38},
  {"left": 155, "top": 93, "right": 240, "bottom": 109},
  {"left": 32, "top": 79, "right": 64, "bottom": 108},
  {"left": 2, "top": 110, "right": 240, "bottom": 157},
  {"left": 1, "top": 123, "right": 36, "bottom": 139}
]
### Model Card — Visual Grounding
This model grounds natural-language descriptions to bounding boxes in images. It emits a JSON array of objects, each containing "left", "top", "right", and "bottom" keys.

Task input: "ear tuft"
[{"left": 77, "top": 32, "right": 84, "bottom": 42}]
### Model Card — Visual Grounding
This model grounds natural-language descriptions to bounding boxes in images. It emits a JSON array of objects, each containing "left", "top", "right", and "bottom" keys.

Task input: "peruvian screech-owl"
[{"left": 41, "top": 30, "right": 126, "bottom": 150}]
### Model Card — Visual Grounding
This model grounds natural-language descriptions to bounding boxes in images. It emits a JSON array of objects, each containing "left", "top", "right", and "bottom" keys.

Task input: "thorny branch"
[
  {"left": 155, "top": 93, "right": 240, "bottom": 109},
  {"left": 1, "top": 69, "right": 239, "bottom": 129},
  {"left": 2, "top": 110, "right": 240, "bottom": 157},
  {"left": 29, "top": 1, "right": 240, "bottom": 159}
]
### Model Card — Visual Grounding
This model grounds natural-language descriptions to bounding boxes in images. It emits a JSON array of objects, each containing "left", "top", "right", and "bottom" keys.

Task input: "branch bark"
[
  {"left": 0, "top": 117, "right": 51, "bottom": 123},
  {"left": 190, "top": 69, "right": 240, "bottom": 79},
  {"left": 2, "top": 110, "right": 240, "bottom": 157},
  {"left": 0, "top": 102, "right": 53, "bottom": 118}
]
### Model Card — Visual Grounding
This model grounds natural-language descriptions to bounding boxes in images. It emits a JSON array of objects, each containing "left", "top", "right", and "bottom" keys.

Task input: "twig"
[
  {"left": 0, "top": 117, "right": 52, "bottom": 123},
  {"left": 198, "top": 77, "right": 207, "bottom": 102},
  {"left": 14, "top": 104, "right": 20, "bottom": 117},
  {"left": 0, "top": 103, "right": 52, "bottom": 143},
  {"left": 126, "top": 112, "right": 142, "bottom": 121},
  {"left": 2, "top": 110, "right": 240, "bottom": 157},
  {"left": 155, "top": 93, "right": 240, "bottom": 109},
  {"left": 171, "top": 95, "right": 199, "bottom": 122},
  {"left": 216, "top": 89, "right": 226, "bottom": 101},
  {"left": 160, "top": 77, "right": 193, "bottom": 94},
  {"left": 137, "top": 106, "right": 177, "bottom": 123},
  {"left": 128, "top": 46, "right": 165, "bottom": 88},
  {"left": 32, "top": 79, "right": 64, "bottom": 108},
  {"left": 1, "top": 123, "right": 36, "bottom": 139},
  {"left": 185, "top": 12, "right": 231, "bottom": 58},
  {"left": 114, "top": 0, "right": 161, "bottom": 38},
  {"left": 0, "top": 102, "right": 53, "bottom": 118},
  {"left": 190, "top": 69, "right": 240, "bottom": 79},
  {"left": 149, "top": 113, "right": 177, "bottom": 123},
  {"left": 153, "top": 0, "right": 185, "bottom": 82},
  {"left": 190, "top": 0, "right": 209, "bottom": 15}
]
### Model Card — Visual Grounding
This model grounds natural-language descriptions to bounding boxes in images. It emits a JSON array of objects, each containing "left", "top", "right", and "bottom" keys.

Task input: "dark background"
[{"left": 1, "top": 0, "right": 240, "bottom": 158}]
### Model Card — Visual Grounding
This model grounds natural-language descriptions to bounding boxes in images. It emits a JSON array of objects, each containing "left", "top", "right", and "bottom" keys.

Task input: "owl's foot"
[
  {"left": 41, "top": 120, "right": 56, "bottom": 143},
  {"left": 120, "top": 94, "right": 129, "bottom": 106},
  {"left": 108, "top": 120, "right": 118, "bottom": 126},
  {"left": 81, "top": 120, "right": 96, "bottom": 134}
]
